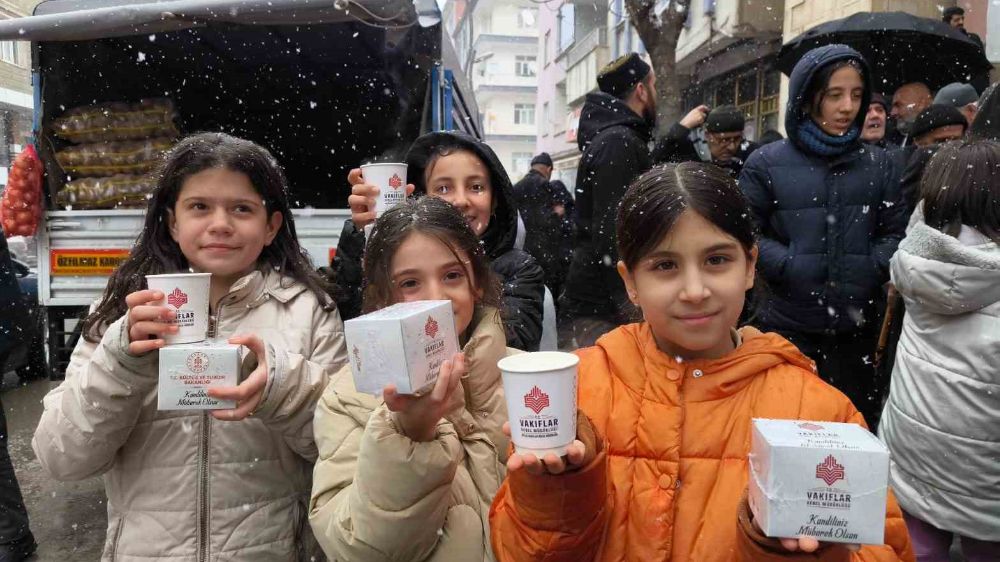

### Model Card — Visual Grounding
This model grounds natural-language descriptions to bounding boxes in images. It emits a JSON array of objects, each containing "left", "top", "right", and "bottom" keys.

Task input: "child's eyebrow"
[
  {"left": 393, "top": 261, "right": 466, "bottom": 278},
  {"left": 179, "top": 195, "right": 263, "bottom": 206},
  {"left": 645, "top": 242, "right": 740, "bottom": 259},
  {"left": 428, "top": 174, "right": 488, "bottom": 183}
]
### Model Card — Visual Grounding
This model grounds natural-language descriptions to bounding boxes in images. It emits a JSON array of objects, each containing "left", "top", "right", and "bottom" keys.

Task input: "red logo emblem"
[
  {"left": 425, "top": 316, "right": 439, "bottom": 339},
  {"left": 187, "top": 352, "right": 209, "bottom": 374},
  {"left": 389, "top": 173, "right": 403, "bottom": 189},
  {"left": 523, "top": 386, "right": 550, "bottom": 414},
  {"left": 799, "top": 422, "right": 824, "bottom": 431},
  {"left": 167, "top": 287, "right": 188, "bottom": 309},
  {"left": 816, "top": 455, "right": 846, "bottom": 486}
]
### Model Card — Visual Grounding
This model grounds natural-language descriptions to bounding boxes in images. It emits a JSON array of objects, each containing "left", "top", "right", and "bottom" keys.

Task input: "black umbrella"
[{"left": 777, "top": 11, "right": 991, "bottom": 93}]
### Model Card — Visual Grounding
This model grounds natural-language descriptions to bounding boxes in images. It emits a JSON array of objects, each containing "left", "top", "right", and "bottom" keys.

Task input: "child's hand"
[
  {"left": 346, "top": 167, "right": 415, "bottom": 229},
  {"left": 384, "top": 352, "right": 464, "bottom": 442},
  {"left": 125, "top": 289, "right": 176, "bottom": 355},
  {"left": 207, "top": 335, "right": 268, "bottom": 421},
  {"left": 503, "top": 421, "right": 589, "bottom": 476}
]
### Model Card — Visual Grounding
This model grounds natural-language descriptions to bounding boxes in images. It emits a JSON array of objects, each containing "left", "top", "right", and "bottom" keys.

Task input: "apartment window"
[
  {"left": 613, "top": 0, "right": 625, "bottom": 24},
  {"left": 514, "top": 103, "right": 535, "bottom": 125},
  {"left": 513, "top": 152, "right": 533, "bottom": 175},
  {"left": 558, "top": 3, "right": 575, "bottom": 52},
  {"left": 518, "top": 9, "right": 537, "bottom": 29},
  {"left": 543, "top": 30, "right": 550, "bottom": 66},
  {"left": 542, "top": 102, "right": 550, "bottom": 135},
  {"left": 515, "top": 55, "right": 537, "bottom": 77},
  {"left": 0, "top": 42, "right": 17, "bottom": 65}
]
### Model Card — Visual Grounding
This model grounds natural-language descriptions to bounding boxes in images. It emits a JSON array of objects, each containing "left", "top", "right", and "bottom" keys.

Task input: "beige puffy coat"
[
  {"left": 33, "top": 270, "right": 348, "bottom": 561},
  {"left": 309, "top": 306, "right": 510, "bottom": 562}
]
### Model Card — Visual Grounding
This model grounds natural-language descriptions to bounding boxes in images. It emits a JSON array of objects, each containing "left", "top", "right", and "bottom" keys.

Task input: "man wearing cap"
[
  {"left": 512, "top": 153, "right": 569, "bottom": 302},
  {"left": 652, "top": 104, "right": 758, "bottom": 177},
  {"left": 934, "top": 82, "right": 979, "bottom": 126},
  {"left": 861, "top": 92, "right": 890, "bottom": 146},
  {"left": 561, "top": 52, "right": 657, "bottom": 347},
  {"left": 899, "top": 104, "right": 969, "bottom": 215}
]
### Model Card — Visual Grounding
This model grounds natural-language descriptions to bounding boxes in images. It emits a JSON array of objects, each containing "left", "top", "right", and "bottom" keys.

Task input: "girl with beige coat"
[
  {"left": 33, "top": 133, "right": 347, "bottom": 561},
  {"left": 309, "top": 196, "right": 511, "bottom": 561}
]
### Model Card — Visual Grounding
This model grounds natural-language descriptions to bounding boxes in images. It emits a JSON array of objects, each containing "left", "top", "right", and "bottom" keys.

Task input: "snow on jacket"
[
  {"left": 310, "top": 306, "right": 511, "bottom": 561},
  {"left": 33, "top": 269, "right": 348, "bottom": 561},
  {"left": 562, "top": 92, "right": 652, "bottom": 320},
  {"left": 879, "top": 209, "right": 1000, "bottom": 540},
  {"left": 333, "top": 131, "right": 545, "bottom": 351},
  {"left": 489, "top": 323, "right": 914, "bottom": 562},
  {"left": 739, "top": 45, "right": 906, "bottom": 334}
]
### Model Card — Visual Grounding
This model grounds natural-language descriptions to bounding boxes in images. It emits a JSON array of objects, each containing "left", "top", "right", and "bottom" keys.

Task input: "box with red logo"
[
  {"left": 749, "top": 419, "right": 890, "bottom": 545},
  {"left": 344, "top": 300, "right": 459, "bottom": 395},
  {"left": 158, "top": 340, "right": 241, "bottom": 410}
]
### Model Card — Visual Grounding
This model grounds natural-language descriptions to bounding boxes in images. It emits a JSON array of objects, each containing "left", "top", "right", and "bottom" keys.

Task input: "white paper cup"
[
  {"left": 361, "top": 162, "right": 408, "bottom": 218},
  {"left": 499, "top": 351, "right": 579, "bottom": 457},
  {"left": 146, "top": 273, "right": 211, "bottom": 344}
]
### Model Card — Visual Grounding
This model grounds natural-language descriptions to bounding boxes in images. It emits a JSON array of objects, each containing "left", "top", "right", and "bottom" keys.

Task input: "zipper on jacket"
[
  {"left": 198, "top": 293, "right": 238, "bottom": 562},
  {"left": 109, "top": 515, "right": 125, "bottom": 561}
]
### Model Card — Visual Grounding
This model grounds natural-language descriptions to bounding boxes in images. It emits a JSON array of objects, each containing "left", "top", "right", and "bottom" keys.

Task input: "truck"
[{"left": 0, "top": 0, "right": 481, "bottom": 378}]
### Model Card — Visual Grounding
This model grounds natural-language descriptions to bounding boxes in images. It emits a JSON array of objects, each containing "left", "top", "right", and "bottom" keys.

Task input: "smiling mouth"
[
  {"left": 203, "top": 244, "right": 238, "bottom": 251},
  {"left": 676, "top": 311, "right": 720, "bottom": 325}
]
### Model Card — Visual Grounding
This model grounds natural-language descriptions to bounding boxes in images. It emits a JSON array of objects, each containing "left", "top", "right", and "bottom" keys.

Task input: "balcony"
[{"left": 565, "top": 27, "right": 608, "bottom": 69}]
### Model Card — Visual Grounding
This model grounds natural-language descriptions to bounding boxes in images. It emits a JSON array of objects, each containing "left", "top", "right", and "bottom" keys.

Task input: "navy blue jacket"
[{"left": 739, "top": 45, "right": 906, "bottom": 334}]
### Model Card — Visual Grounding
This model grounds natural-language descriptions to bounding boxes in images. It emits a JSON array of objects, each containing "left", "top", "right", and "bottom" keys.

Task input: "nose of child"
[{"left": 680, "top": 272, "right": 710, "bottom": 303}]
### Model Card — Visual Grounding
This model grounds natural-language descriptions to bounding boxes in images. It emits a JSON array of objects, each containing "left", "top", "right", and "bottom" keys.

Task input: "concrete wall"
[{"left": 535, "top": 1, "right": 577, "bottom": 158}]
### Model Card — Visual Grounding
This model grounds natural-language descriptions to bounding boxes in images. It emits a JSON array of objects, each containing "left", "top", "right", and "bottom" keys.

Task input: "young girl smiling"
[
  {"left": 489, "top": 163, "right": 914, "bottom": 562},
  {"left": 33, "top": 133, "right": 347, "bottom": 561},
  {"left": 311, "top": 196, "right": 513, "bottom": 561}
]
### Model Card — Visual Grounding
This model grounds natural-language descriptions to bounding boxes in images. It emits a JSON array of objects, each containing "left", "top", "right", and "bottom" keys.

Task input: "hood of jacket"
[
  {"left": 577, "top": 91, "right": 652, "bottom": 152},
  {"left": 892, "top": 210, "right": 1000, "bottom": 316},
  {"left": 406, "top": 131, "right": 519, "bottom": 261},
  {"left": 596, "top": 323, "right": 817, "bottom": 402},
  {"left": 785, "top": 44, "right": 871, "bottom": 152}
]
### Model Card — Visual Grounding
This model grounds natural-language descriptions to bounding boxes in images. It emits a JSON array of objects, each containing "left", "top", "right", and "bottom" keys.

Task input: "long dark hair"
[
  {"left": 82, "top": 132, "right": 333, "bottom": 342},
  {"left": 921, "top": 139, "right": 1000, "bottom": 245},
  {"left": 617, "top": 162, "right": 757, "bottom": 269},
  {"left": 362, "top": 196, "right": 501, "bottom": 314}
]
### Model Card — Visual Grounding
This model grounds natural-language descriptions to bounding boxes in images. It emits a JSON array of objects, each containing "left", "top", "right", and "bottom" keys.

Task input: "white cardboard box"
[
  {"left": 749, "top": 419, "right": 889, "bottom": 545},
  {"left": 344, "top": 300, "right": 459, "bottom": 395},
  {"left": 158, "top": 340, "right": 240, "bottom": 410}
]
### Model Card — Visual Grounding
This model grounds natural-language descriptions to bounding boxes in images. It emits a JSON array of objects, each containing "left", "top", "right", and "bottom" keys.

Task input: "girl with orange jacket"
[{"left": 489, "top": 162, "right": 914, "bottom": 562}]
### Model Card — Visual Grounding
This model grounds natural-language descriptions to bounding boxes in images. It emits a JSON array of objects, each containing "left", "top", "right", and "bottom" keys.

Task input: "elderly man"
[
  {"left": 652, "top": 104, "right": 758, "bottom": 177},
  {"left": 934, "top": 82, "right": 979, "bottom": 126},
  {"left": 899, "top": 104, "right": 969, "bottom": 215},
  {"left": 861, "top": 92, "right": 890, "bottom": 146},
  {"left": 889, "top": 82, "right": 933, "bottom": 146}
]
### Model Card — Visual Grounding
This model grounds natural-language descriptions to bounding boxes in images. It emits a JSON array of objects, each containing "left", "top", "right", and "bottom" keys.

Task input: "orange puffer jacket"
[{"left": 490, "top": 323, "right": 914, "bottom": 562}]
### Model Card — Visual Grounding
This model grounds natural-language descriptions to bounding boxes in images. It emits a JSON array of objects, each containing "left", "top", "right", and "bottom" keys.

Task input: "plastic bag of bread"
[
  {"left": 57, "top": 174, "right": 156, "bottom": 209},
  {"left": 51, "top": 99, "right": 179, "bottom": 144},
  {"left": 56, "top": 137, "right": 174, "bottom": 177}
]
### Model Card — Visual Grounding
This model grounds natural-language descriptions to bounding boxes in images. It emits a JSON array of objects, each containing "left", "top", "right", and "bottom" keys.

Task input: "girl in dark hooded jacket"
[
  {"left": 738, "top": 45, "right": 907, "bottom": 428},
  {"left": 333, "top": 131, "right": 545, "bottom": 351}
]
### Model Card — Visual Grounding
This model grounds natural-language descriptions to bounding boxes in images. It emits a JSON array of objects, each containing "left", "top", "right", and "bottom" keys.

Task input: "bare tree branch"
[{"left": 622, "top": 0, "right": 692, "bottom": 128}]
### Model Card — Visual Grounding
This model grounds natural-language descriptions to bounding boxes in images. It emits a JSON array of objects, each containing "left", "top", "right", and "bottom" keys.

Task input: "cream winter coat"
[
  {"left": 33, "top": 270, "right": 348, "bottom": 561},
  {"left": 880, "top": 211, "right": 1000, "bottom": 540},
  {"left": 309, "top": 306, "right": 510, "bottom": 562}
]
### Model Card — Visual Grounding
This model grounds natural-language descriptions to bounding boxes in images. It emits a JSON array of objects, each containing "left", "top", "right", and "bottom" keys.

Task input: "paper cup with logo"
[
  {"left": 145, "top": 273, "right": 211, "bottom": 344},
  {"left": 361, "top": 162, "right": 408, "bottom": 218},
  {"left": 499, "top": 351, "right": 579, "bottom": 457}
]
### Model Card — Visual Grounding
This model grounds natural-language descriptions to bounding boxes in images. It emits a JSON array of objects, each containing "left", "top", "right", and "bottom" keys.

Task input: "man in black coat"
[
  {"left": 943, "top": 6, "right": 989, "bottom": 94},
  {"left": 561, "top": 52, "right": 657, "bottom": 347},
  {"left": 652, "top": 104, "right": 757, "bottom": 177},
  {"left": 512, "top": 153, "right": 571, "bottom": 302}
]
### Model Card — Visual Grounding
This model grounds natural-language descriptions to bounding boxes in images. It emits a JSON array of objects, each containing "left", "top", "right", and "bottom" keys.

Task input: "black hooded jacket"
[
  {"left": 561, "top": 91, "right": 653, "bottom": 319},
  {"left": 738, "top": 45, "right": 906, "bottom": 334},
  {"left": 333, "top": 131, "right": 545, "bottom": 351}
]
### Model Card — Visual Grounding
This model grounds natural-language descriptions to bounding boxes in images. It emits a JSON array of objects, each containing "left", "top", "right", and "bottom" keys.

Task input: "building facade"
[
  {"left": 449, "top": 0, "right": 540, "bottom": 180},
  {"left": 0, "top": 0, "right": 36, "bottom": 180}
]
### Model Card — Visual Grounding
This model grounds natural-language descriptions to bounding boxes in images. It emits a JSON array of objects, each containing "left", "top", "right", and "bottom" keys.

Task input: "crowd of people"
[{"left": 6, "top": 17, "right": 997, "bottom": 562}]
